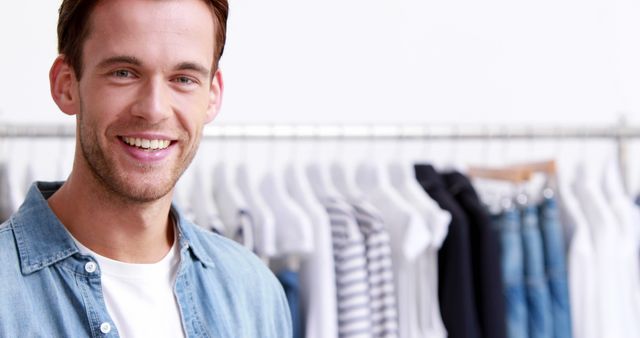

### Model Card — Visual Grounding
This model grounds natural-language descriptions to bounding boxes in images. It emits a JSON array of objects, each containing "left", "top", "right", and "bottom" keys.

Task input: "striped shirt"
[
  {"left": 352, "top": 202, "right": 399, "bottom": 338},
  {"left": 323, "top": 198, "right": 373, "bottom": 338}
]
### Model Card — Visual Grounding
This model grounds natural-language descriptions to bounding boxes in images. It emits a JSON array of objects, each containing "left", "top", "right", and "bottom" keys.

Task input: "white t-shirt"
[
  {"left": 285, "top": 165, "right": 339, "bottom": 338},
  {"left": 362, "top": 186, "right": 431, "bottom": 338},
  {"left": 573, "top": 165, "right": 630, "bottom": 338},
  {"left": 71, "top": 235, "right": 185, "bottom": 338},
  {"left": 557, "top": 179, "right": 598, "bottom": 338}
]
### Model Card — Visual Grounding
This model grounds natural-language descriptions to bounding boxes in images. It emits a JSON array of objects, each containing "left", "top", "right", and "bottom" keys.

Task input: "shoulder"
[
  {"left": 181, "top": 221, "right": 279, "bottom": 287},
  {"left": 0, "top": 219, "right": 29, "bottom": 320},
  {"left": 179, "top": 222, "right": 292, "bottom": 337},
  {"left": 0, "top": 220, "right": 18, "bottom": 269}
]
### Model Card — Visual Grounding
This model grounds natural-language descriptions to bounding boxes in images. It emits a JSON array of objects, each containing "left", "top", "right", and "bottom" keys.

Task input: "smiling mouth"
[{"left": 120, "top": 136, "right": 173, "bottom": 151}]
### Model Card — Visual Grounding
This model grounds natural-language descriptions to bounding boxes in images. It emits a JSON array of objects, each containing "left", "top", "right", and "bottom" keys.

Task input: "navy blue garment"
[
  {"left": 492, "top": 208, "right": 529, "bottom": 338},
  {"left": 520, "top": 204, "right": 553, "bottom": 338},
  {"left": 415, "top": 164, "right": 481, "bottom": 338},
  {"left": 277, "top": 269, "right": 303, "bottom": 338},
  {"left": 538, "top": 195, "right": 572, "bottom": 338},
  {"left": 443, "top": 171, "right": 507, "bottom": 338}
]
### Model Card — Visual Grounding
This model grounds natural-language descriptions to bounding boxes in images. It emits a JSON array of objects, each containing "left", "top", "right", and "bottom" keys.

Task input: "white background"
[
  {"left": 1, "top": 0, "right": 639, "bottom": 125},
  {"left": 0, "top": 0, "right": 639, "bottom": 196}
]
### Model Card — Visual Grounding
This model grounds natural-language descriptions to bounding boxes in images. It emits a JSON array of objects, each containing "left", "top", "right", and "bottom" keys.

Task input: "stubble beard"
[{"left": 77, "top": 104, "right": 201, "bottom": 204}]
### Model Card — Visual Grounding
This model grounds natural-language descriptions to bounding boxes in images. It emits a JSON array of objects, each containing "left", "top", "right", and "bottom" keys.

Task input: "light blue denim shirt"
[{"left": 0, "top": 182, "right": 292, "bottom": 338}]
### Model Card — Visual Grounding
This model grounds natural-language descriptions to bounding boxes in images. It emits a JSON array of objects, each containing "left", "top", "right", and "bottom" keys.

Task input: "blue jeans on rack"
[
  {"left": 521, "top": 205, "right": 553, "bottom": 338},
  {"left": 277, "top": 269, "right": 302, "bottom": 338},
  {"left": 493, "top": 208, "right": 528, "bottom": 338},
  {"left": 538, "top": 196, "right": 573, "bottom": 338}
]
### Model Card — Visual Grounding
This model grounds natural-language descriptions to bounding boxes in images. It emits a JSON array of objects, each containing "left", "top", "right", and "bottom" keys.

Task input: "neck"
[{"left": 48, "top": 169, "right": 175, "bottom": 264}]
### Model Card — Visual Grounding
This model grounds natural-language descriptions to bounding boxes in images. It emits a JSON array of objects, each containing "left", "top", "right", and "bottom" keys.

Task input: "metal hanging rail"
[{"left": 0, "top": 123, "right": 639, "bottom": 140}]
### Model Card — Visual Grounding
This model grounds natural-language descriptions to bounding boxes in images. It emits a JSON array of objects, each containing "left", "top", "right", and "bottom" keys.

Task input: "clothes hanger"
[
  {"left": 329, "top": 127, "right": 363, "bottom": 201},
  {"left": 237, "top": 162, "right": 277, "bottom": 258},
  {"left": 284, "top": 134, "right": 331, "bottom": 216},
  {"left": 0, "top": 136, "right": 15, "bottom": 221},
  {"left": 356, "top": 140, "right": 431, "bottom": 261},
  {"left": 552, "top": 130, "right": 580, "bottom": 240},
  {"left": 355, "top": 131, "right": 431, "bottom": 338},
  {"left": 467, "top": 130, "right": 537, "bottom": 211},
  {"left": 467, "top": 166, "right": 532, "bottom": 183},
  {"left": 189, "top": 164, "right": 223, "bottom": 233},
  {"left": 305, "top": 129, "right": 344, "bottom": 201},
  {"left": 505, "top": 159, "right": 557, "bottom": 176},
  {"left": 329, "top": 161, "right": 361, "bottom": 201},
  {"left": 601, "top": 154, "right": 626, "bottom": 201},
  {"left": 259, "top": 169, "right": 314, "bottom": 267},
  {"left": 468, "top": 162, "right": 552, "bottom": 207},
  {"left": 173, "top": 175, "right": 197, "bottom": 223},
  {"left": 235, "top": 130, "right": 277, "bottom": 259},
  {"left": 405, "top": 126, "right": 450, "bottom": 337},
  {"left": 601, "top": 152, "right": 636, "bottom": 237},
  {"left": 212, "top": 160, "right": 250, "bottom": 245},
  {"left": 23, "top": 148, "right": 36, "bottom": 192},
  {"left": 387, "top": 126, "right": 438, "bottom": 223},
  {"left": 354, "top": 125, "right": 394, "bottom": 198},
  {"left": 259, "top": 131, "right": 314, "bottom": 270},
  {"left": 434, "top": 125, "right": 468, "bottom": 174},
  {"left": 55, "top": 136, "right": 72, "bottom": 181},
  {"left": 600, "top": 155, "right": 640, "bottom": 328},
  {"left": 284, "top": 162, "right": 329, "bottom": 241},
  {"left": 388, "top": 159, "right": 450, "bottom": 237},
  {"left": 283, "top": 135, "right": 339, "bottom": 338}
]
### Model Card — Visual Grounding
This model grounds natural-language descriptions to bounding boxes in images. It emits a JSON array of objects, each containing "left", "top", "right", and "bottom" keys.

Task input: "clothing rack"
[
  {"left": 1, "top": 121, "right": 638, "bottom": 193},
  {"left": 0, "top": 122, "right": 639, "bottom": 140}
]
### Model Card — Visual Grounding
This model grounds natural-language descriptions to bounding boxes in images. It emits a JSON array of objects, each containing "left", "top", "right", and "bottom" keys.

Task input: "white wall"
[
  {"left": 1, "top": 0, "right": 639, "bottom": 125},
  {"left": 0, "top": 0, "right": 639, "bottom": 197}
]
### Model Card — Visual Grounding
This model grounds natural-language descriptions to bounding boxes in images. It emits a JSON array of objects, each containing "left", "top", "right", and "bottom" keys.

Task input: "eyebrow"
[
  {"left": 175, "top": 62, "right": 211, "bottom": 78},
  {"left": 96, "top": 56, "right": 211, "bottom": 78},
  {"left": 96, "top": 55, "right": 142, "bottom": 69}
]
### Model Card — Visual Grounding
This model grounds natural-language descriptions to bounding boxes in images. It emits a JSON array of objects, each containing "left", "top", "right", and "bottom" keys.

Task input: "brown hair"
[{"left": 57, "top": 0, "right": 229, "bottom": 79}]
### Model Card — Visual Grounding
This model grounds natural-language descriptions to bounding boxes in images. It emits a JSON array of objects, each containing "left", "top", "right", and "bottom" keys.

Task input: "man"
[{"left": 0, "top": 0, "right": 292, "bottom": 337}]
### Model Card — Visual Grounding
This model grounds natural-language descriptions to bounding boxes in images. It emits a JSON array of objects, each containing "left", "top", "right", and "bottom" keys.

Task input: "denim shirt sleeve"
[{"left": 0, "top": 182, "right": 292, "bottom": 338}]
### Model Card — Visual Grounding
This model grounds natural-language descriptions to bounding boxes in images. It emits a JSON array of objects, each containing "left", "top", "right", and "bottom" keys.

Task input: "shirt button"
[
  {"left": 100, "top": 322, "right": 111, "bottom": 334},
  {"left": 85, "top": 261, "right": 97, "bottom": 273}
]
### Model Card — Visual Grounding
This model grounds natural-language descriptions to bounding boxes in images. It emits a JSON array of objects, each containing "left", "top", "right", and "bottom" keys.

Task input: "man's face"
[{"left": 73, "top": 0, "right": 221, "bottom": 203}]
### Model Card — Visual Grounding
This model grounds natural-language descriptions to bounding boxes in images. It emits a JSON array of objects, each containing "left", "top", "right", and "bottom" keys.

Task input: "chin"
[
  {"left": 119, "top": 184, "right": 174, "bottom": 203},
  {"left": 104, "top": 173, "right": 177, "bottom": 204}
]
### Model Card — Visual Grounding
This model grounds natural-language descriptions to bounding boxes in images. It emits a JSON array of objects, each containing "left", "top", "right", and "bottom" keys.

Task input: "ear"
[
  {"left": 204, "top": 69, "right": 224, "bottom": 124},
  {"left": 49, "top": 55, "right": 80, "bottom": 116}
]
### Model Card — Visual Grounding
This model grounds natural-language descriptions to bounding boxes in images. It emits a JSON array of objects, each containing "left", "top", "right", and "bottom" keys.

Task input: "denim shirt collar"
[
  {"left": 13, "top": 181, "right": 214, "bottom": 275},
  {"left": 172, "top": 204, "right": 216, "bottom": 268}
]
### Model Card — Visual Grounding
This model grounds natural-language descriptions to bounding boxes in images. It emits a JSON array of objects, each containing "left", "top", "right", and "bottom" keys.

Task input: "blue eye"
[
  {"left": 113, "top": 70, "right": 132, "bottom": 78},
  {"left": 175, "top": 76, "right": 195, "bottom": 84}
]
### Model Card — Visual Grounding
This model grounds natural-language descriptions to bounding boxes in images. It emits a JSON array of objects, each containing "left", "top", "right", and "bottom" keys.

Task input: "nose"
[{"left": 130, "top": 77, "right": 171, "bottom": 123}]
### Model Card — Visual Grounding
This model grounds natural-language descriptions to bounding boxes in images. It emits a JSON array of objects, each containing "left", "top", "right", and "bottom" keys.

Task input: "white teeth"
[{"left": 122, "top": 137, "right": 170, "bottom": 150}]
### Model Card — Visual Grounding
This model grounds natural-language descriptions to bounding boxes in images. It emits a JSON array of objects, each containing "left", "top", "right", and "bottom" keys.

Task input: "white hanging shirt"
[
  {"left": 285, "top": 165, "right": 338, "bottom": 338},
  {"left": 70, "top": 235, "right": 185, "bottom": 338},
  {"left": 360, "top": 190, "right": 430, "bottom": 338},
  {"left": 417, "top": 199, "right": 451, "bottom": 338},
  {"left": 556, "top": 178, "right": 598, "bottom": 338},
  {"left": 387, "top": 162, "right": 449, "bottom": 338},
  {"left": 572, "top": 165, "right": 630, "bottom": 338},
  {"left": 0, "top": 163, "right": 15, "bottom": 222},
  {"left": 601, "top": 160, "right": 640, "bottom": 336}
]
